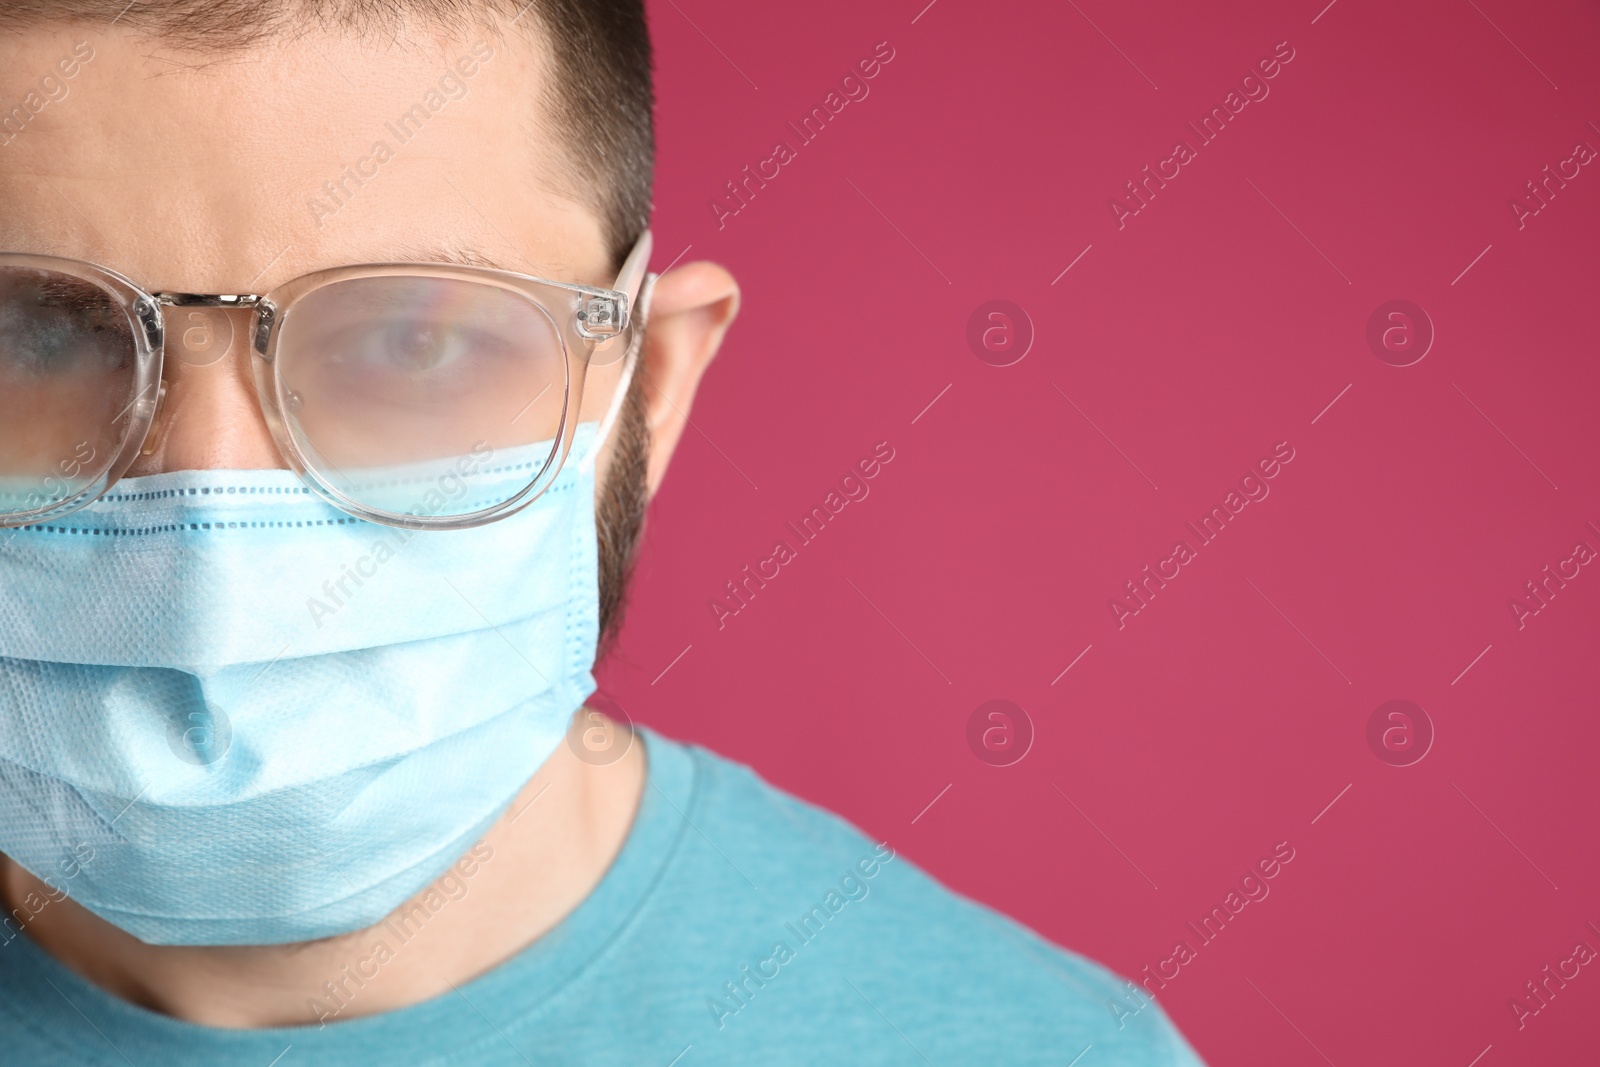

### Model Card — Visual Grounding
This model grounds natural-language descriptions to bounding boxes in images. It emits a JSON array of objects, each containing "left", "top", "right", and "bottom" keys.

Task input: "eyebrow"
[
  {"left": 390, "top": 247, "right": 592, "bottom": 285},
  {"left": 394, "top": 246, "right": 517, "bottom": 273}
]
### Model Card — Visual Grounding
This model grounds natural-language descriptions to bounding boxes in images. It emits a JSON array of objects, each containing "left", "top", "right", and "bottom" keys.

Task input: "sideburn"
[{"left": 594, "top": 366, "right": 650, "bottom": 658}]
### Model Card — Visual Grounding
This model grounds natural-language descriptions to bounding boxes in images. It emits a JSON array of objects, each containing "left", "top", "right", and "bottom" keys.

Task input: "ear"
[{"left": 638, "top": 261, "right": 740, "bottom": 494}]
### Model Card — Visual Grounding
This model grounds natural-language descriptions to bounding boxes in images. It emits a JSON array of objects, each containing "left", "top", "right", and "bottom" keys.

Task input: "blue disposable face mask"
[{"left": 0, "top": 358, "right": 635, "bottom": 947}]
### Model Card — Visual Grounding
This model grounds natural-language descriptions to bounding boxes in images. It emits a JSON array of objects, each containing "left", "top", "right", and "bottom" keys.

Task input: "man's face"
[
  {"left": 0, "top": 8, "right": 736, "bottom": 963},
  {"left": 0, "top": 19, "right": 635, "bottom": 488}
]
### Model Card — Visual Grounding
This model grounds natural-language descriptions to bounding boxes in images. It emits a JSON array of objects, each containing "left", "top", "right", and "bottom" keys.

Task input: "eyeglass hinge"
[
  {"left": 575, "top": 295, "right": 629, "bottom": 340},
  {"left": 134, "top": 297, "right": 164, "bottom": 349}
]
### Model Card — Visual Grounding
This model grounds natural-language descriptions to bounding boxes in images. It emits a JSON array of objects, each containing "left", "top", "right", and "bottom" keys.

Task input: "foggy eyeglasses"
[{"left": 0, "top": 232, "right": 653, "bottom": 531}]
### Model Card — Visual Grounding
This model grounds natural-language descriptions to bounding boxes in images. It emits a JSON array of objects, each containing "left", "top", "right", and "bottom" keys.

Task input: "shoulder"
[{"left": 649, "top": 735, "right": 1205, "bottom": 1066}]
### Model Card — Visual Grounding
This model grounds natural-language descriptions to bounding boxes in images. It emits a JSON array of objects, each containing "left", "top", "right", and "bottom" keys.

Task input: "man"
[{"left": 0, "top": 2, "right": 1204, "bottom": 1063}]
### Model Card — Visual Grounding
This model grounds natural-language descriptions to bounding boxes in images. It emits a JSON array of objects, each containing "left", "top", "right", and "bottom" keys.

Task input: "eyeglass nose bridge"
[
  {"left": 149, "top": 292, "right": 279, "bottom": 363},
  {"left": 153, "top": 292, "right": 263, "bottom": 308}
]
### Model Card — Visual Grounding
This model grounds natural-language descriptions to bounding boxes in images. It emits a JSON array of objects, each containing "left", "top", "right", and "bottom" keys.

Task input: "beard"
[{"left": 593, "top": 363, "right": 649, "bottom": 658}]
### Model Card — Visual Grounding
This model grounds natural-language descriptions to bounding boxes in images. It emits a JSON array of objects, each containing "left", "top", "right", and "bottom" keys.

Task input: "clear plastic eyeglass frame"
[{"left": 0, "top": 230, "right": 653, "bottom": 531}]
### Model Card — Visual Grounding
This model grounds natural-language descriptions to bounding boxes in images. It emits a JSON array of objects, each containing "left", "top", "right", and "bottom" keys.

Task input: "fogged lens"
[
  {"left": 0, "top": 266, "right": 140, "bottom": 519},
  {"left": 273, "top": 276, "right": 569, "bottom": 520}
]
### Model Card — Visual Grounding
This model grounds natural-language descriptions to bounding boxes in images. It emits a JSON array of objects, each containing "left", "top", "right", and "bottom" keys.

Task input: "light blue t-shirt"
[{"left": 0, "top": 730, "right": 1206, "bottom": 1065}]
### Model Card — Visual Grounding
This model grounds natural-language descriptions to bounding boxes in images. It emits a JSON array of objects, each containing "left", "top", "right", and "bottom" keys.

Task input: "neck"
[{"left": 0, "top": 711, "right": 645, "bottom": 1029}]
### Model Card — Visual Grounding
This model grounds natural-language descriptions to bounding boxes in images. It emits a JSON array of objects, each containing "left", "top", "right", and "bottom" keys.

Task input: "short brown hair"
[{"left": 0, "top": 0, "right": 655, "bottom": 270}]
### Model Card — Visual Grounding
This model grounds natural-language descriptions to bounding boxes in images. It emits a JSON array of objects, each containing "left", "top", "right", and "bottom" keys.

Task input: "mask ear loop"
[{"left": 579, "top": 271, "right": 656, "bottom": 474}]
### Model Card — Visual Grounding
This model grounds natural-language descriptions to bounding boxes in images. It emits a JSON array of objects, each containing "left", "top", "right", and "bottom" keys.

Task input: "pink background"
[{"left": 598, "top": 1, "right": 1600, "bottom": 1063}]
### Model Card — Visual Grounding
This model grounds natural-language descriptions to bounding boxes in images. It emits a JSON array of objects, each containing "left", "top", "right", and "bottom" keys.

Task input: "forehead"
[{"left": 0, "top": 23, "right": 608, "bottom": 291}]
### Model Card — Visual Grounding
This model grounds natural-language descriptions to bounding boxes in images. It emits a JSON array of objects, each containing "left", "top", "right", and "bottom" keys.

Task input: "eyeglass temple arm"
[{"left": 613, "top": 230, "right": 654, "bottom": 326}]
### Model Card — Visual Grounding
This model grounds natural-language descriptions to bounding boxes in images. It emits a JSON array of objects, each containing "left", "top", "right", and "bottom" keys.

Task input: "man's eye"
[
  {"left": 0, "top": 303, "right": 131, "bottom": 377},
  {"left": 345, "top": 321, "right": 486, "bottom": 373}
]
